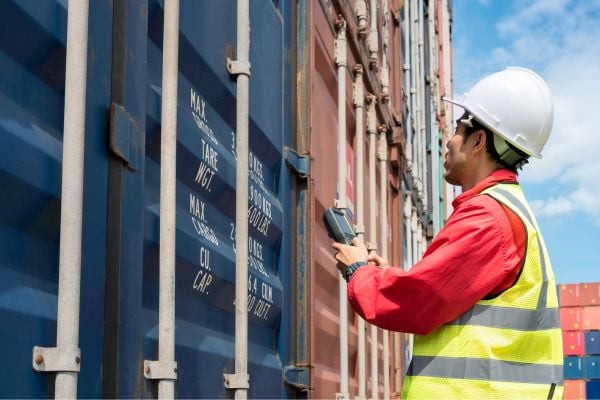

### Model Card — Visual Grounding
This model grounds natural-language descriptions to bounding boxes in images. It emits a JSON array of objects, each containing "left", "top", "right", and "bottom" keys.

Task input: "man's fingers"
[
  {"left": 367, "top": 253, "right": 388, "bottom": 266},
  {"left": 332, "top": 242, "right": 344, "bottom": 251}
]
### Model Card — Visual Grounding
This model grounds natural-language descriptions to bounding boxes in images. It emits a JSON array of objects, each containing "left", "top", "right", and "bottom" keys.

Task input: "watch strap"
[{"left": 345, "top": 261, "right": 367, "bottom": 282}]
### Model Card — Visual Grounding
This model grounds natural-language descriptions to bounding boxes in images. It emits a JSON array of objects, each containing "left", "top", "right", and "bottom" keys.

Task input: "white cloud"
[
  {"left": 530, "top": 185, "right": 600, "bottom": 224},
  {"left": 530, "top": 197, "right": 575, "bottom": 218},
  {"left": 477, "top": 0, "right": 492, "bottom": 6},
  {"left": 455, "top": 0, "right": 600, "bottom": 224},
  {"left": 490, "top": 47, "right": 512, "bottom": 64},
  {"left": 496, "top": 0, "right": 571, "bottom": 39},
  {"left": 516, "top": 2, "right": 600, "bottom": 224}
]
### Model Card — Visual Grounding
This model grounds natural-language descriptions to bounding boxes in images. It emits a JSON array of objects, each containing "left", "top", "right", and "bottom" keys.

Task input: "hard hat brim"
[
  {"left": 442, "top": 96, "right": 464, "bottom": 107},
  {"left": 442, "top": 96, "right": 542, "bottom": 159}
]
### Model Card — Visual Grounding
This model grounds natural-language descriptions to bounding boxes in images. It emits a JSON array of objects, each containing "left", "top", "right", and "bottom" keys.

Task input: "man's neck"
[{"left": 460, "top": 163, "right": 502, "bottom": 192}]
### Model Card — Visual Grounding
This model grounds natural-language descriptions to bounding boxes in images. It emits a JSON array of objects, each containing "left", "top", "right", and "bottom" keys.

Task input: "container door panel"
[
  {"left": 137, "top": 1, "right": 293, "bottom": 397},
  {"left": 0, "top": 0, "right": 111, "bottom": 397}
]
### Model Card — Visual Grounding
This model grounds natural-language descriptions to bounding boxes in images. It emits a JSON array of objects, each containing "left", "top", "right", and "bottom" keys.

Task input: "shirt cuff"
[{"left": 345, "top": 261, "right": 368, "bottom": 282}]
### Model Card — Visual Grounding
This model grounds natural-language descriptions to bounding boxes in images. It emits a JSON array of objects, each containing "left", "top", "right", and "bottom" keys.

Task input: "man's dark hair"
[{"left": 459, "top": 112, "right": 529, "bottom": 172}]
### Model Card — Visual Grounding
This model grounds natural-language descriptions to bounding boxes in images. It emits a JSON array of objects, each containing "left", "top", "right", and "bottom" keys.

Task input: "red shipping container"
[
  {"left": 559, "top": 284, "right": 583, "bottom": 307},
  {"left": 563, "top": 380, "right": 586, "bottom": 400},
  {"left": 560, "top": 307, "right": 583, "bottom": 331},
  {"left": 581, "top": 282, "right": 600, "bottom": 306},
  {"left": 562, "top": 330, "right": 585, "bottom": 355},
  {"left": 582, "top": 305, "right": 600, "bottom": 330}
]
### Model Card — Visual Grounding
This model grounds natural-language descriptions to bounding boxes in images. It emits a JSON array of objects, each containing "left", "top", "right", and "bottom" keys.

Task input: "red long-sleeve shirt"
[{"left": 348, "top": 169, "right": 526, "bottom": 335}]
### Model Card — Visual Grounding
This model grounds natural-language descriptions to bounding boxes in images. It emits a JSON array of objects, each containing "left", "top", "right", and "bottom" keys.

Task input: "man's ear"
[{"left": 472, "top": 130, "right": 487, "bottom": 154}]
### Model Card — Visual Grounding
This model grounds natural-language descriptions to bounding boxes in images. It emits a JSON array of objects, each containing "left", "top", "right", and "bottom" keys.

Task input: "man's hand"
[
  {"left": 367, "top": 253, "right": 391, "bottom": 268},
  {"left": 332, "top": 238, "right": 369, "bottom": 275}
]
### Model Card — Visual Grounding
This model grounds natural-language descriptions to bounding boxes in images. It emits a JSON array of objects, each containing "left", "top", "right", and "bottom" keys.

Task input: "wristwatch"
[{"left": 345, "top": 261, "right": 367, "bottom": 283}]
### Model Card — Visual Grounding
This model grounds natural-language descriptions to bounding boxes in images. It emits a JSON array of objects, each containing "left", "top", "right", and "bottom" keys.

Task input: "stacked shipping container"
[{"left": 560, "top": 283, "right": 600, "bottom": 399}]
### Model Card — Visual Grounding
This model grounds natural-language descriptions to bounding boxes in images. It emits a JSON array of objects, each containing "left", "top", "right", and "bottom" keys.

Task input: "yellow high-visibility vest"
[{"left": 402, "top": 183, "right": 564, "bottom": 399}]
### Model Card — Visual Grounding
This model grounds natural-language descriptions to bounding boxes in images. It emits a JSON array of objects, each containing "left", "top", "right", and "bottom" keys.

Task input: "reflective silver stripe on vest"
[
  {"left": 485, "top": 186, "right": 549, "bottom": 309},
  {"left": 408, "top": 355, "right": 563, "bottom": 384},
  {"left": 490, "top": 186, "right": 534, "bottom": 227},
  {"left": 448, "top": 304, "right": 560, "bottom": 330}
]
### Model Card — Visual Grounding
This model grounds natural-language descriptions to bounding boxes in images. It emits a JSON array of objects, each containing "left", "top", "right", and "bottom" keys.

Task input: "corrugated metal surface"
[
  {"left": 310, "top": 0, "right": 405, "bottom": 397},
  {"left": 0, "top": 0, "right": 111, "bottom": 397},
  {"left": 0, "top": 0, "right": 297, "bottom": 398},
  {"left": 0, "top": 0, "right": 455, "bottom": 397},
  {"left": 110, "top": 0, "right": 295, "bottom": 397}
]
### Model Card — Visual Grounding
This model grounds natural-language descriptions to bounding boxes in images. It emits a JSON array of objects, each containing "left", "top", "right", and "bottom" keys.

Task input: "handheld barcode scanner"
[{"left": 322, "top": 207, "right": 356, "bottom": 245}]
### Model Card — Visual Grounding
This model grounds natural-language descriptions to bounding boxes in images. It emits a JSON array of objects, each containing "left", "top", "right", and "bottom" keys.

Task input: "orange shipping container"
[
  {"left": 581, "top": 282, "right": 600, "bottom": 306},
  {"left": 582, "top": 305, "right": 600, "bottom": 330},
  {"left": 560, "top": 307, "right": 583, "bottom": 331},
  {"left": 563, "top": 380, "right": 586, "bottom": 400},
  {"left": 562, "top": 331, "right": 585, "bottom": 356},
  {"left": 559, "top": 283, "right": 583, "bottom": 307}
]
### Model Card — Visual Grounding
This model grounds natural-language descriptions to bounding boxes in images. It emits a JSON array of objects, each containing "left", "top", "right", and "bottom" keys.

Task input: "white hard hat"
[{"left": 444, "top": 67, "right": 553, "bottom": 159}]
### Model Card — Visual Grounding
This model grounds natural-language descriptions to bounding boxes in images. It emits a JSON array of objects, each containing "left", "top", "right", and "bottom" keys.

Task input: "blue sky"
[{"left": 452, "top": 0, "right": 600, "bottom": 284}]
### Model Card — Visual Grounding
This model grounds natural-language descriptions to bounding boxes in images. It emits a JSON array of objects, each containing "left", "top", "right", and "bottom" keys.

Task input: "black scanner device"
[{"left": 322, "top": 207, "right": 356, "bottom": 245}]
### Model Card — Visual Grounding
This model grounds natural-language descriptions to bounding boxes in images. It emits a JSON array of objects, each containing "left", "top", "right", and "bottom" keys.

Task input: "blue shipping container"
[
  {"left": 0, "top": 0, "right": 303, "bottom": 398},
  {"left": 587, "top": 331, "right": 600, "bottom": 355},
  {"left": 588, "top": 380, "right": 600, "bottom": 400},
  {"left": 587, "top": 356, "right": 600, "bottom": 379},
  {"left": 564, "top": 356, "right": 586, "bottom": 380}
]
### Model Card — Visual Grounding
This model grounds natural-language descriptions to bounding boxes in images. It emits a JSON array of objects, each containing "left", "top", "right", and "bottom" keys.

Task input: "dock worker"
[{"left": 332, "top": 67, "right": 563, "bottom": 399}]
